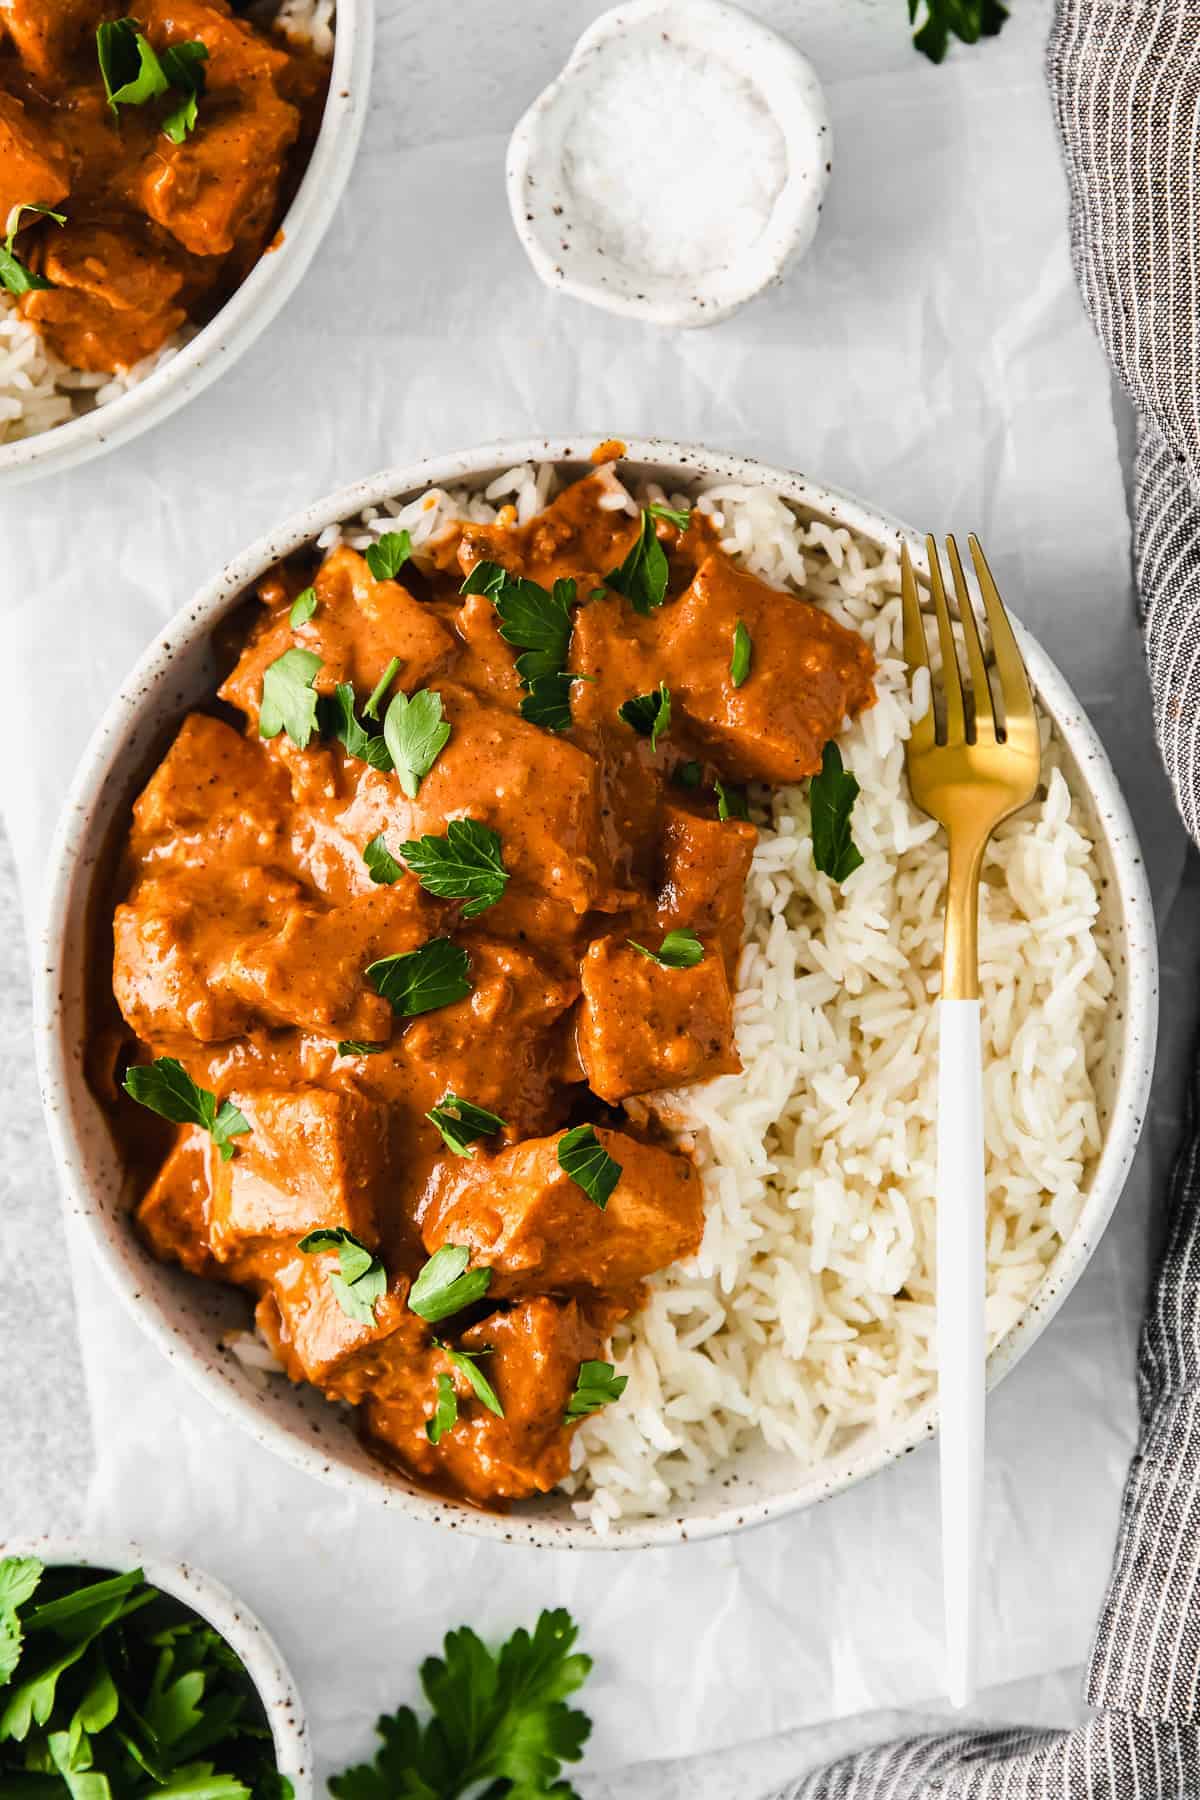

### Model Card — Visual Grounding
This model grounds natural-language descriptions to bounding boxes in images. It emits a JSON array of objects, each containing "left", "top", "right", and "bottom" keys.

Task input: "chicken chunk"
[
  {"left": 137, "top": 0, "right": 292, "bottom": 84},
  {"left": 208, "top": 1085, "right": 387, "bottom": 1261},
  {"left": 362, "top": 1297, "right": 603, "bottom": 1503},
  {"left": 420, "top": 1128, "right": 703, "bottom": 1300},
  {"left": 0, "top": 93, "right": 69, "bottom": 227},
  {"left": 135, "top": 1127, "right": 220, "bottom": 1278},
  {"left": 255, "top": 1251, "right": 423, "bottom": 1401},
  {"left": 660, "top": 554, "right": 876, "bottom": 782},
  {"left": 131, "top": 712, "right": 291, "bottom": 869},
  {"left": 0, "top": 0, "right": 93, "bottom": 80},
  {"left": 656, "top": 801, "right": 755, "bottom": 973},
  {"left": 139, "top": 86, "right": 300, "bottom": 258},
  {"left": 453, "top": 467, "right": 641, "bottom": 594},
  {"left": 224, "top": 900, "right": 396, "bottom": 1043},
  {"left": 577, "top": 935, "right": 740, "bottom": 1102},
  {"left": 21, "top": 221, "right": 188, "bottom": 374}
]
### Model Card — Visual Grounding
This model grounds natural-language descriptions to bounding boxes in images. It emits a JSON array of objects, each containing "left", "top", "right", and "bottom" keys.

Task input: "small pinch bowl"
[
  {"left": 36, "top": 436, "right": 1159, "bottom": 1549},
  {"left": 0, "top": 1534, "right": 312, "bottom": 1794},
  {"left": 0, "top": 0, "right": 372, "bottom": 488}
]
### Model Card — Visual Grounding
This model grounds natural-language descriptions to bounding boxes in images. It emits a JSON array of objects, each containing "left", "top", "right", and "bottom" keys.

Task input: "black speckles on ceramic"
[
  {"left": 34, "top": 436, "right": 1160, "bottom": 1552},
  {"left": 0, "top": 1535, "right": 312, "bottom": 1797},
  {"left": 0, "top": 3, "right": 372, "bottom": 490}
]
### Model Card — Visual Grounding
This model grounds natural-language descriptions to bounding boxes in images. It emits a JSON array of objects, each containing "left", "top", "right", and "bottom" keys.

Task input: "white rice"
[
  {"left": 254, "top": 462, "right": 1115, "bottom": 1531},
  {"left": 0, "top": 0, "right": 331, "bottom": 447}
]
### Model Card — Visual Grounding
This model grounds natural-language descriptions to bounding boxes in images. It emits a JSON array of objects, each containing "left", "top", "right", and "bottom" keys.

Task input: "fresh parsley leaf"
[
  {"left": 439, "top": 1343, "right": 504, "bottom": 1418},
  {"left": 382, "top": 687, "right": 451, "bottom": 798},
  {"left": 321, "top": 682, "right": 393, "bottom": 771},
  {"left": 336, "top": 1040, "right": 386, "bottom": 1057},
  {"left": 362, "top": 656, "right": 402, "bottom": 722},
  {"left": 362, "top": 833, "right": 404, "bottom": 885},
  {"left": 366, "top": 939, "right": 472, "bottom": 1017},
  {"left": 328, "top": 1610, "right": 592, "bottom": 1800},
  {"left": 159, "top": 39, "right": 208, "bottom": 142},
  {"left": 123, "top": 1059, "right": 249, "bottom": 1162},
  {"left": 399, "top": 819, "right": 508, "bottom": 919},
  {"left": 365, "top": 531, "right": 413, "bottom": 582},
  {"left": 426, "top": 1372, "right": 457, "bottom": 1445},
  {"left": 648, "top": 502, "right": 691, "bottom": 532},
  {"left": 627, "top": 928, "right": 704, "bottom": 969},
  {"left": 0, "top": 203, "right": 65, "bottom": 297},
  {"left": 408, "top": 1245, "right": 492, "bottom": 1324},
  {"left": 606, "top": 509, "right": 670, "bottom": 615},
  {"left": 259, "top": 647, "right": 321, "bottom": 749},
  {"left": 557, "top": 1125, "right": 621, "bottom": 1210},
  {"left": 520, "top": 671, "right": 574, "bottom": 733},
  {"left": 426, "top": 1092, "right": 507, "bottom": 1157},
  {"left": 298, "top": 1228, "right": 386, "bottom": 1326},
  {"left": 288, "top": 586, "right": 317, "bottom": 628},
  {"left": 617, "top": 681, "right": 671, "bottom": 751},
  {"left": 673, "top": 759, "right": 702, "bottom": 790},
  {"left": 97, "top": 18, "right": 170, "bottom": 112},
  {"left": 810, "top": 740, "right": 864, "bottom": 883},
  {"left": 564, "top": 1360, "right": 628, "bottom": 1422},
  {"left": 0, "top": 1558, "right": 41, "bottom": 1686},
  {"left": 730, "top": 619, "right": 753, "bottom": 688},
  {"left": 909, "top": 0, "right": 1008, "bottom": 62},
  {"left": 461, "top": 563, "right": 578, "bottom": 732},
  {"left": 715, "top": 777, "right": 750, "bottom": 822}
]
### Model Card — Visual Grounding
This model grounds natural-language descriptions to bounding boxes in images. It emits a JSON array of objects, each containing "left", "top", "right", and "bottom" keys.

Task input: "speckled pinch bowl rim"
[
  {"left": 35, "top": 435, "right": 1159, "bottom": 1550},
  {"left": 0, "top": 0, "right": 373, "bottom": 488},
  {"left": 505, "top": 0, "right": 832, "bottom": 329},
  {"left": 0, "top": 1534, "right": 312, "bottom": 1794}
]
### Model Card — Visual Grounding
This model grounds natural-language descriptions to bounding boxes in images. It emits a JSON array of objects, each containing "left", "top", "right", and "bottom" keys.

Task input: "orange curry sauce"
[
  {"left": 0, "top": 0, "right": 328, "bottom": 372},
  {"left": 95, "top": 466, "right": 876, "bottom": 1508}
]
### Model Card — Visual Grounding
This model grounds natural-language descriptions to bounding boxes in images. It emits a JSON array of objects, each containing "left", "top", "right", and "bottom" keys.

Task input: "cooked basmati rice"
[
  {"left": 0, "top": 0, "right": 331, "bottom": 448},
  {"left": 263, "top": 461, "right": 1115, "bottom": 1532}
]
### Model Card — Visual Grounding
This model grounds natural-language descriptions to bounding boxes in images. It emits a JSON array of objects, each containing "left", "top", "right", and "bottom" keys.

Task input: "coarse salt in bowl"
[{"left": 507, "top": 0, "right": 832, "bottom": 327}]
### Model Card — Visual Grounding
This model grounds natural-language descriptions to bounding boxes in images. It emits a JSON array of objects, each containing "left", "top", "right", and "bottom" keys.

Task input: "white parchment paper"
[{"left": 3, "top": 0, "right": 1195, "bottom": 1784}]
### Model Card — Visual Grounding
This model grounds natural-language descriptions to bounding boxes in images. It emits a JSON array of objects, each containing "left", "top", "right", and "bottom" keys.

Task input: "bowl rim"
[
  {"left": 35, "top": 434, "right": 1160, "bottom": 1549},
  {"left": 0, "top": 1533, "right": 312, "bottom": 1795},
  {"left": 0, "top": 0, "right": 373, "bottom": 488}
]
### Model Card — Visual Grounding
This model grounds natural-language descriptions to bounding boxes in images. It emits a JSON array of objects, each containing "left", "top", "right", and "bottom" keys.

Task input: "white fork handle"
[{"left": 937, "top": 997, "right": 986, "bottom": 1710}]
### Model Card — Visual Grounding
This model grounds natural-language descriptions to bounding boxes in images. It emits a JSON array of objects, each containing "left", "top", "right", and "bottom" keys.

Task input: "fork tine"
[
  {"left": 900, "top": 544, "right": 935, "bottom": 754},
  {"left": 945, "top": 535, "right": 995, "bottom": 742},
  {"left": 967, "top": 535, "right": 1036, "bottom": 730},
  {"left": 927, "top": 535, "right": 966, "bottom": 746}
]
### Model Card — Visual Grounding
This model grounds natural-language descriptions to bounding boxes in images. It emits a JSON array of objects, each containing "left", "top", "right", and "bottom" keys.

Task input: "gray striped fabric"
[{"left": 779, "top": 4, "right": 1200, "bottom": 1794}]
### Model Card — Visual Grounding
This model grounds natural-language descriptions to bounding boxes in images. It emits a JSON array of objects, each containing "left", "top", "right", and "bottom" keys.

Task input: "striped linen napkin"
[{"left": 781, "top": 4, "right": 1200, "bottom": 1793}]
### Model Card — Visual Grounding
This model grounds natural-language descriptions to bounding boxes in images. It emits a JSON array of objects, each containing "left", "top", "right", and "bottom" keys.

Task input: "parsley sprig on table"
[
  {"left": 328, "top": 1609, "right": 592, "bottom": 1800},
  {"left": 908, "top": 0, "right": 1007, "bottom": 61},
  {"left": 0, "top": 1556, "right": 292, "bottom": 1798},
  {"left": 123, "top": 1057, "right": 249, "bottom": 1162}
]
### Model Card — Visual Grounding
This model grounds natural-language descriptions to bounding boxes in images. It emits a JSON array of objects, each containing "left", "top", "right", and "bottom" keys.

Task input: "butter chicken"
[{"left": 98, "top": 464, "right": 876, "bottom": 1508}]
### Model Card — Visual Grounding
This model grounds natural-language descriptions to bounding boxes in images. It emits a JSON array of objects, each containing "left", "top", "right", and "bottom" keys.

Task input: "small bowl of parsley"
[{"left": 0, "top": 1539, "right": 310, "bottom": 1797}]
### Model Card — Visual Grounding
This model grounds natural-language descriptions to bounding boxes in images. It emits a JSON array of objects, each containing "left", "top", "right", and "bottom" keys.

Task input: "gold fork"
[{"left": 900, "top": 535, "right": 1041, "bottom": 1708}]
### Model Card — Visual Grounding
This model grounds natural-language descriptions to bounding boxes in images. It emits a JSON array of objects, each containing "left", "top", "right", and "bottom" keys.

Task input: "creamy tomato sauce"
[
  {"left": 96, "top": 467, "right": 876, "bottom": 1508},
  {"left": 0, "top": 0, "right": 328, "bottom": 372}
]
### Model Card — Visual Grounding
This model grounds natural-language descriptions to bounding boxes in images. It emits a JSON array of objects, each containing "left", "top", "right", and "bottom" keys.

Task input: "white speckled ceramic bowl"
[
  {"left": 507, "top": 0, "right": 832, "bottom": 327},
  {"left": 0, "top": 1, "right": 372, "bottom": 488},
  {"left": 36, "top": 437, "right": 1158, "bottom": 1549},
  {"left": 0, "top": 1535, "right": 311, "bottom": 1795}
]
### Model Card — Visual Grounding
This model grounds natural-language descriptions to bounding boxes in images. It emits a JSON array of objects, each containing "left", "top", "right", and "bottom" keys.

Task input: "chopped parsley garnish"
[
  {"left": 557, "top": 1125, "right": 621, "bottom": 1210},
  {"left": 715, "top": 776, "right": 750, "bottom": 822},
  {"left": 426, "top": 1371, "right": 457, "bottom": 1444},
  {"left": 259, "top": 646, "right": 322, "bottom": 749},
  {"left": 288, "top": 585, "right": 317, "bottom": 627},
  {"left": 618, "top": 681, "right": 671, "bottom": 751},
  {"left": 440, "top": 1342, "right": 504, "bottom": 1417},
  {"left": 337, "top": 1039, "right": 387, "bottom": 1057},
  {"left": 409, "top": 1245, "right": 492, "bottom": 1324},
  {"left": 461, "top": 562, "right": 578, "bottom": 732},
  {"left": 367, "top": 938, "right": 472, "bottom": 1017},
  {"left": 323, "top": 682, "right": 393, "bottom": 770},
  {"left": 606, "top": 509, "right": 670, "bottom": 615},
  {"left": 564, "top": 1360, "right": 629, "bottom": 1422},
  {"left": 363, "top": 832, "right": 404, "bottom": 885},
  {"left": 399, "top": 819, "right": 508, "bottom": 918},
  {"left": 426, "top": 1092, "right": 508, "bottom": 1157},
  {"left": 298, "top": 1228, "right": 386, "bottom": 1326},
  {"left": 648, "top": 502, "right": 691, "bottom": 532},
  {"left": 122, "top": 1057, "right": 249, "bottom": 1162},
  {"left": 382, "top": 687, "right": 451, "bottom": 797},
  {"left": 0, "top": 204, "right": 65, "bottom": 297},
  {"left": 627, "top": 928, "right": 704, "bottom": 969},
  {"left": 96, "top": 19, "right": 208, "bottom": 141},
  {"left": 363, "top": 656, "right": 402, "bottom": 721},
  {"left": 730, "top": 618, "right": 753, "bottom": 687},
  {"left": 910, "top": 0, "right": 1007, "bottom": 62},
  {"left": 810, "top": 740, "right": 864, "bottom": 882},
  {"left": 327, "top": 1610, "right": 591, "bottom": 1800},
  {"left": 0, "top": 1556, "right": 292, "bottom": 1797},
  {"left": 364, "top": 530, "right": 413, "bottom": 582},
  {"left": 673, "top": 759, "right": 703, "bottom": 790}
]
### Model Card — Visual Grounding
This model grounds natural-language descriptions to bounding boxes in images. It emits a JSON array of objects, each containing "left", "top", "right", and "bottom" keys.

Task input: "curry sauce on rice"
[{"left": 91, "top": 458, "right": 1113, "bottom": 1522}]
